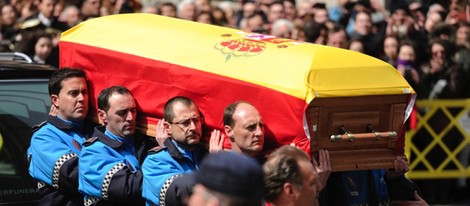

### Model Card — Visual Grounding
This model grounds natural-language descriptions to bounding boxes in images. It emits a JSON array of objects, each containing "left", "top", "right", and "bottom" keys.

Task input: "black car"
[{"left": 0, "top": 55, "right": 55, "bottom": 205}]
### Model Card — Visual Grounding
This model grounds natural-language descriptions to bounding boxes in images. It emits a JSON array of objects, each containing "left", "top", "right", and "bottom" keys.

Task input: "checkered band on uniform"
[
  {"left": 52, "top": 153, "right": 77, "bottom": 189},
  {"left": 159, "top": 174, "right": 183, "bottom": 206},
  {"left": 84, "top": 196, "right": 100, "bottom": 206},
  {"left": 101, "top": 162, "right": 126, "bottom": 200}
]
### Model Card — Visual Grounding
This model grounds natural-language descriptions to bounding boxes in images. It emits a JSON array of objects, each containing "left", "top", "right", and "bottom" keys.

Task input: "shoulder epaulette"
[
  {"left": 148, "top": 145, "right": 167, "bottom": 154},
  {"left": 31, "top": 121, "right": 48, "bottom": 133},
  {"left": 83, "top": 137, "right": 99, "bottom": 146}
]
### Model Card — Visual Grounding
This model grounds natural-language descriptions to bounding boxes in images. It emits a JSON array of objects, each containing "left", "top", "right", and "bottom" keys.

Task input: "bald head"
[{"left": 223, "top": 101, "right": 265, "bottom": 157}]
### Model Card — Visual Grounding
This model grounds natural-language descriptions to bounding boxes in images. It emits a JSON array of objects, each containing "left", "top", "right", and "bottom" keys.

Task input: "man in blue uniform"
[
  {"left": 142, "top": 96, "right": 204, "bottom": 206},
  {"left": 28, "top": 68, "right": 90, "bottom": 205},
  {"left": 78, "top": 86, "right": 156, "bottom": 206}
]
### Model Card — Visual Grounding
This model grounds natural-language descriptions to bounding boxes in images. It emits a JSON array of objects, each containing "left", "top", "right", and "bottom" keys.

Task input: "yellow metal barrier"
[{"left": 406, "top": 99, "right": 470, "bottom": 179}]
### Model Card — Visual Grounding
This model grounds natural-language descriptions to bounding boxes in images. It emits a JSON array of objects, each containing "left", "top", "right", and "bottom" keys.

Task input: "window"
[{"left": 0, "top": 79, "right": 49, "bottom": 203}]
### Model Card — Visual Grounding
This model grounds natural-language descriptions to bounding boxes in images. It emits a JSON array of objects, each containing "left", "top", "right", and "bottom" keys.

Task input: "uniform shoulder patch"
[
  {"left": 31, "top": 121, "right": 48, "bottom": 133},
  {"left": 83, "top": 137, "right": 98, "bottom": 146},
  {"left": 148, "top": 146, "right": 167, "bottom": 154}
]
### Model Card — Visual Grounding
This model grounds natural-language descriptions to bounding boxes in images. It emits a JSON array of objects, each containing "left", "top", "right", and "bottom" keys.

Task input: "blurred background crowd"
[
  {"left": 1, "top": 0, "right": 469, "bottom": 101},
  {"left": 1, "top": 0, "right": 469, "bottom": 204},
  {"left": 0, "top": 0, "right": 466, "bottom": 66}
]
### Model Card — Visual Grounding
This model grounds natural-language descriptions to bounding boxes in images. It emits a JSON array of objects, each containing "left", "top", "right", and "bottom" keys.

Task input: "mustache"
[
  {"left": 123, "top": 123, "right": 136, "bottom": 128},
  {"left": 186, "top": 131, "right": 201, "bottom": 138}
]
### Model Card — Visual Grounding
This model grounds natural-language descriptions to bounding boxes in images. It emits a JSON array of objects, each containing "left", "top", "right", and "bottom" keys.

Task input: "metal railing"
[{"left": 406, "top": 99, "right": 470, "bottom": 179}]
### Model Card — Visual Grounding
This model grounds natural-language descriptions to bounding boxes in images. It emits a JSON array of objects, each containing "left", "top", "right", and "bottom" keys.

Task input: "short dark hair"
[
  {"left": 223, "top": 101, "right": 252, "bottom": 127},
  {"left": 328, "top": 23, "right": 346, "bottom": 35},
  {"left": 97, "top": 86, "right": 133, "bottom": 112},
  {"left": 399, "top": 39, "right": 416, "bottom": 52},
  {"left": 312, "top": 2, "right": 326, "bottom": 9},
  {"left": 263, "top": 145, "right": 310, "bottom": 202},
  {"left": 38, "top": 0, "right": 57, "bottom": 3},
  {"left": 283, "top": 0, "right": 295, "bottom": 6},
  {"left": 303, "top": 19, "right": 328, "bottom": 43},
  {"left": 159, "top": 2, "right": 176, "bottom": 11},
  {"left": 354, "top": 11, "right": 371, "bottom": 21},
  {"left": 76, "top": 0, "right": 88, "bottom": 9},
  {"left": 163, "top": 96, "right": 196, "bottom": 123},
  {"left": 48, "top": 68, "right": 87, "bottom": 96}
]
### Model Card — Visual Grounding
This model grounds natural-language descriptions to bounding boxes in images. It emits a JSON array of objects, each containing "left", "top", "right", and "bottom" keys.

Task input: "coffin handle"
[{"left": 330, "top": 127, "right": 397, "bottom": 142}]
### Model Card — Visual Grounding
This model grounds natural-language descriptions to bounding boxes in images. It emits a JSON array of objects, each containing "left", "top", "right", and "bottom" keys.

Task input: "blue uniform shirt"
[
  {"left": 79, "top": 127, "right": 141, "bottom": 204},
  {"left": 28, "top": 115, "right": 86, "bottom": 187},
  {"left": 142, "top": 138, "right": 200, "bottom": 206},
  {"left": 341, "top": 170, "right": 390, "bottom": 205}
]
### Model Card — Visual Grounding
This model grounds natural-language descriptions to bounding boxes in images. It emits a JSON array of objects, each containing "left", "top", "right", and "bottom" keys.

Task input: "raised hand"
[
  {"left": 155, "top": 118, "right": 170, "bottom": 146},
  {"left": 49, "top": 105, "right": 58, "bottom": 116},
  {"left": 209, "top": 130, "right": 224, "bottom": 153},
  {"left": 312, "top": 149, "right": 331, "bottom": 191}
]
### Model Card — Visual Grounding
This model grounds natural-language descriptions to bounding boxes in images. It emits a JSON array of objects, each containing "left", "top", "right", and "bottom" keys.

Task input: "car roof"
[{"left": 0, "top": 60, "right": 56, "bottom": 80}]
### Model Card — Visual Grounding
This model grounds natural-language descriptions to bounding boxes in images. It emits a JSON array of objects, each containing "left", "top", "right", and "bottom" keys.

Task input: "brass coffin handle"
[{"left": 330, "top": 131, "right": 397, "bottom": 142}]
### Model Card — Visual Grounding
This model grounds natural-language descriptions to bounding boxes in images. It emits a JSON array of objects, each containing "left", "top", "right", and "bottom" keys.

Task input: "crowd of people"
[
  {"left": 0, "top": 0, "right": 469, "bottom": 98},
  {"left": 19, "top": 0, "right": 470, "bottom": 205}
]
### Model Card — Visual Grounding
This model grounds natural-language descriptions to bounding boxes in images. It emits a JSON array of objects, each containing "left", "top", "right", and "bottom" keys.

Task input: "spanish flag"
[{"left": 59, "top": 13, "right": 414, "bottom": 155}]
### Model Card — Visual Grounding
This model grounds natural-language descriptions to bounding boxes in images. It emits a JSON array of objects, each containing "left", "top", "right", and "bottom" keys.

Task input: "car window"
[
  {"left": 0, "top": 79, "right": 49, "bottom": 203},
  {"left": 0, "top": 80, "right": 50, "bottom": 127}
]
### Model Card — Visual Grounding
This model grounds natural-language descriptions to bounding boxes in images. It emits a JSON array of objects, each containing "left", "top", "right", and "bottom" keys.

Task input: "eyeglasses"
[{"left": 170, "top": 117, "right": 202, "bottom": 128}]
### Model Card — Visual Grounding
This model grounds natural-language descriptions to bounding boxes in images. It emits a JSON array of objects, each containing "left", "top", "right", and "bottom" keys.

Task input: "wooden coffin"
[
  {"left": 307, "top": 94, "right": 409, "bottom": 171},
  {"left": 60, "top": 14, "right": 415, "bottom": 158}
]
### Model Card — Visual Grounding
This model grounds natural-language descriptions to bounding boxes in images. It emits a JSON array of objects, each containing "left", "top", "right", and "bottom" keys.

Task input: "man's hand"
[
  {"left": 312, "top": 149, "right": 331, "bottom": 191},
  {"left": 49, "top": 105, "right": 58, "bottom": 116},
  {"left": 209, "top": 130, "right": 224, "bottom": 153},
  {"left": 155, "top": 119, "right": 170, "bottom": 146},
  {"left": 386, "top": 156, "right": 409, "bottom": 180},
  {"left": 391, "top": 191, "right": 429, "bottom": 206}
]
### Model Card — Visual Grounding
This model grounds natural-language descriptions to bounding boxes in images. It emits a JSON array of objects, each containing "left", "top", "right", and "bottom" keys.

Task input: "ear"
[
  {"left": 164, "top": 121, "right": 172, "bottom": 135},
  {"left": 224, "top": 125, "right": 234, "bottom": 142},
  {"left": 283, "top": 182, "right": 297, "bottom": 200},
  {"left": 97, "top": 109, "right": 107, "bottom": 125},
  {"left": 51, "top": 94, "right": 59, "bottom": 108}
]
